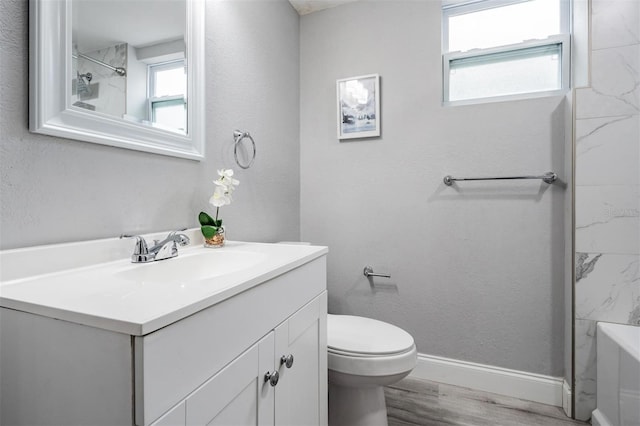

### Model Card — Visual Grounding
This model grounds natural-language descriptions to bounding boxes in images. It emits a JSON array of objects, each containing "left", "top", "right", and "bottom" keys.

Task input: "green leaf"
[
  {"left": 198, "top": 211, "right": 215, "bottom": 226},
  {"left": 214, "top": 219, "right": 223, "bottom": 227},
  {"left": 201, "top": 225, "right": 219, "bottom": 239}
]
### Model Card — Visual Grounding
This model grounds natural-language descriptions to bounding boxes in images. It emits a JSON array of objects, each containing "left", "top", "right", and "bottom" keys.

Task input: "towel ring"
[{"left": 233, "top": 130, "right": 256, "bottom": 169}]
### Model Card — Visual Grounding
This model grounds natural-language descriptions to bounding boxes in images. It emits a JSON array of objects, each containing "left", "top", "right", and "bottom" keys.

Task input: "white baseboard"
[{"left": 410, "top": 353, "right": 566, "bottom": 407}]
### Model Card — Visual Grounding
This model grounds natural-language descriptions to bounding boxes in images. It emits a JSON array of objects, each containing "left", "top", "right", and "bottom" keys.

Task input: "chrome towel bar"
[
  {"left": 443, "top": 172, "right": 557, "bottom": 186},
  {"left": 73, "top": 53, "right": 126, "bottom": 76}
]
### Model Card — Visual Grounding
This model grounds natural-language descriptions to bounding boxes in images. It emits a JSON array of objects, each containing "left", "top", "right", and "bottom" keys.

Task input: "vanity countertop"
[{"left": 0, "top": 237, "right": 327, "bottom": 336}]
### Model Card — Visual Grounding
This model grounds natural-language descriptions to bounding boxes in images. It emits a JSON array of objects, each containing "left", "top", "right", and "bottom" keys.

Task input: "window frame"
[
  {"left": 442, "top": 0, "right": 571, "bottom": 105},
  {"left": 150, "top": 96, "right": 187, "bottom": 131},
  {"left": 443, "top": 34, "right": 570, "bottom": 105},
  {"left": 147, "top": 60, "right": 187, "bottom": 126}
]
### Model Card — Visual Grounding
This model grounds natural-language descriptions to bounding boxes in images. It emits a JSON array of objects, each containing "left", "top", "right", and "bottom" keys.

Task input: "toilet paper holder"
[{"left": 363, "top": 266, "right": 391, "bottom": 279}]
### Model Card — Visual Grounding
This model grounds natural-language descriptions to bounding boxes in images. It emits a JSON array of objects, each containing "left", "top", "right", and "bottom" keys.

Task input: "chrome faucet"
[{"left": 121, "top": 229, "right": 190, "bottom": 263}]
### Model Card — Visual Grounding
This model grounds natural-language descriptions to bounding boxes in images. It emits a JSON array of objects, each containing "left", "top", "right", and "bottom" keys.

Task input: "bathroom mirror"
[{"left": 29, "top": 0, "right": 205, "bottom": 160}]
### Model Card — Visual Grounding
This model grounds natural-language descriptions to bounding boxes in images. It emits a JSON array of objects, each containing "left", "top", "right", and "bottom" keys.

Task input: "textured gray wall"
[
  {"left": 1, "top": 0, "right": 568, "bottom": 378},
  {"left": 300, "top": 1, "right": 567, "bottom": 376},
  {"left": 0, "top": 0, "right": 300, "bottom": 250}
]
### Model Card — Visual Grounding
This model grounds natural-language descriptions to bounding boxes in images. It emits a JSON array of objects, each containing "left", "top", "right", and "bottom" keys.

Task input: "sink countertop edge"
[
  {"left": 0, "top": 242, "right": 328, "bottom": 336},
  {"left": 138, "top": 249, "right": 328, "bottom": 335}
]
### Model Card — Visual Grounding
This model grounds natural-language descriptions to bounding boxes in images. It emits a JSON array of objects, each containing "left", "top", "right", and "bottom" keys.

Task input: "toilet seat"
[
  {"left": 327, "top": 315, "right": 417, "bottom": 377},
  {"left": 328, "top": 315, "right": 415, "bottom": 355},
  {"left": 328, "top": 346, "right": 414, "bottom": 358}
]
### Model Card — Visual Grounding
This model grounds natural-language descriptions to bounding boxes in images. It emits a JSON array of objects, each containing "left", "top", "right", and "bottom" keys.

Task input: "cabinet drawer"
[{"left": 134, "top": 257, "right": 326, "bottom": 425}]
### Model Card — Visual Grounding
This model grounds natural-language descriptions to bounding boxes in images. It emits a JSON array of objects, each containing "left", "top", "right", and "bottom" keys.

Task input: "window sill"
[{"left": 442, "top": 88, "right": 569, "bottom": 107}]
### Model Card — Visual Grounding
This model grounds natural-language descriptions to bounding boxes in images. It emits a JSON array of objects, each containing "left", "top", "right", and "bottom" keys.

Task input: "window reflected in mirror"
[
  {"left": 71, "top": 0, "right": 187, "bottom": 134},
  {"left": 149, "top": 60, "right": 187, "bottom": 132}
]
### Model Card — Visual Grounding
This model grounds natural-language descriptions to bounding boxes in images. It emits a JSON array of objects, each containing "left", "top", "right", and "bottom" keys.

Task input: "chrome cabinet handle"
[
  {"left": 281, "top": 354, "right": 294, "bottom": 368},
  {"left": 264, "top": 370, "right": 279, "bottom": 387}
]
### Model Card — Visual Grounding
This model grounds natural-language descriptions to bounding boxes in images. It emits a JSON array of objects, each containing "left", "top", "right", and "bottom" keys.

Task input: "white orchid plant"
[{"left": 199, "top": 169, "right": 240, "bottom": 241}]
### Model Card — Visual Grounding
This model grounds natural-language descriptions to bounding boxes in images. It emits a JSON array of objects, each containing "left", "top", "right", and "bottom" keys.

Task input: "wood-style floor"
[{"left": 385, "top": 377, "right": 588, "bottom": 426}]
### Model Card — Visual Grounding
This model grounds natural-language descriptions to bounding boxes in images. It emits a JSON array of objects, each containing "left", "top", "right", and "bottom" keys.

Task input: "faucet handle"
[
  {"left": 169, "top": 228, "right": 190, "bottom": 247},
  {"left": 120, "top": 234, "right": 149, "bottom": 255},
  {"left": 176, "top": 234, "right": 190, "bottom": 246}
]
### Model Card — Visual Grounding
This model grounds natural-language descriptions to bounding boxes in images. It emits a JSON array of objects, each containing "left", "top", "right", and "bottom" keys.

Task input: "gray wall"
[
  {"left": 0, "top": 0, "right": 300, "bottom": 250},
  {"left": 300, "top": 1, "right": 567, "bottom": 376},
  {"left": 1, "top": 0, "right": 570, "bottom": 378}
]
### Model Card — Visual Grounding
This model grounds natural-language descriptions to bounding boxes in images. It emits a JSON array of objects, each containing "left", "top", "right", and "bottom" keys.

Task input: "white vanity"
[{"left": 0, "top": 231, "right": 328, "bottom": 426}]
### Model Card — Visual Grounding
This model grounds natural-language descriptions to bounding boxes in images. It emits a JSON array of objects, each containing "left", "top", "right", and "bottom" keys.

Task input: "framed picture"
[{"left": 336, "top": 74, "right": 380, "bottom": 140}]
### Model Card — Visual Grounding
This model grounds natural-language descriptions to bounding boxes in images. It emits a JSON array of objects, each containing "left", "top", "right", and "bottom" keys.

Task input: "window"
[
  {"left": 442, "top": 0, "right": 570, "bottom": 104},
  {"left": 148, "top": 60, "right": 186, "bottom": 131}
]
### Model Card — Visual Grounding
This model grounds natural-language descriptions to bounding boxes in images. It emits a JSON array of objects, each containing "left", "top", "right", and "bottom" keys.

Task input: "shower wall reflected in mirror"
[{"left": 72, "top": 0, "right": 187, "bottom": 134}]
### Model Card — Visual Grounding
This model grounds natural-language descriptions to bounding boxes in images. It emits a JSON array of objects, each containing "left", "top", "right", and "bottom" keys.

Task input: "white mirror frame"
[{"left": 29, "top": 0, "right": 205, "bottom": 161}]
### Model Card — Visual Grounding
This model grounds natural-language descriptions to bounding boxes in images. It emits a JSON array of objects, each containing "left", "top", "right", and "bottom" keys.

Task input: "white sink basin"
[
  {"left": 0, "top": 235, "right": 327, "bottom": 335},
  {"left": 115, "top": 250, "right": 267, "bottom": 283}
]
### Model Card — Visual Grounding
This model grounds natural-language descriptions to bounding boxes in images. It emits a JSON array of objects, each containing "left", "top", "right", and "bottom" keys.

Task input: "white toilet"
[{"left": 327, "top": 314, "right": 417, "bottom": 426}]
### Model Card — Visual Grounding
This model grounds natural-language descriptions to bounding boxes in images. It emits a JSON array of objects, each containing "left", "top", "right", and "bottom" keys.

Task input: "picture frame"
[{"left": 336, "top": 74, "right": 380, "bottom": 140}]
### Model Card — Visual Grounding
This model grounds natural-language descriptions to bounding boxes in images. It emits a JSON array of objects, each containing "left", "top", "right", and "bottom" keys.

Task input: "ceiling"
[{"left": 289, "top": 0, "right": 359, "bottom": 15}]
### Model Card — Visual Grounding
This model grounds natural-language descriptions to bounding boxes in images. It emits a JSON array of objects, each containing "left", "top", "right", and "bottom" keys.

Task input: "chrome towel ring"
[{"left": 233, "top": 130, "right": 256, "bottom": 169}]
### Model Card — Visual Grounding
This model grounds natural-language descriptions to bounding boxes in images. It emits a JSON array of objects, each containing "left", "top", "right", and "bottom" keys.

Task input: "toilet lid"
[{"left": 327, "top": 315, "right": 415, "bottom": 356}]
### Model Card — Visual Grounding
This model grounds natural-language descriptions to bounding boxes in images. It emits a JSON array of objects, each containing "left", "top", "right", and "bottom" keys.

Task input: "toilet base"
[{"left": 329, "top": 382, "right": 388, "bottom": 426}]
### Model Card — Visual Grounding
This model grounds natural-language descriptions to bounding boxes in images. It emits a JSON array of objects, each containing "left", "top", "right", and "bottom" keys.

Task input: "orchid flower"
[
  {"left": 209, "top": 186, "right": 231, "bottom": 208},
  {"left": 214, "top": 169, "right": 240, "bottom": 188},
  {"left": 202, "top": 169, "right": 240, "bottom": 227}
]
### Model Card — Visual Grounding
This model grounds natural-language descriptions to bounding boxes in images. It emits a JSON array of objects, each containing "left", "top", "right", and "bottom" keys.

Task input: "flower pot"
[{"left": 204, "top": 226, "right": 225, "bottom": 248}]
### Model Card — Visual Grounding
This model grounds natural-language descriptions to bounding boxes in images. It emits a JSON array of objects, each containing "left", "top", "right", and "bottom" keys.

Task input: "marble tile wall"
[
  {"left": 73, "top": 43, "right": 127, "bottom": 118},
  {"left": 573, "top": 0, "right": 640, "bottom": 420}
]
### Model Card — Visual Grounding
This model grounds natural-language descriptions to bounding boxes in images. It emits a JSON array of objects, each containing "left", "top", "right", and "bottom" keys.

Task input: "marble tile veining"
[
  {"left": 75, "top": 43, "right": 127, "bottom": 118},
  {"left": 591, "top": 0, "right": 640, "bottom": 50},
  {"left": 385, "top": 377, "right": 586, "bottom": 426},
  {"left": 575, "top": 185, "right": 640, "bottom": 254},
  {"left": 573, "top": 0, "right": 640, "bottom": 420},
  {"left": 629, "top": 304, "right": 640, "bottom": 325},
  {"left": 576, "top": 45, "right": 640, "bottom": 119},
  {"left": 575, "top": 115, "right": 639, "bottom": 186},
  {"left": 576, "top": 253, "right": 640, "bottom": 323},
  {"left": 575, "top": 252, "right": 602, "bottom": 282}
]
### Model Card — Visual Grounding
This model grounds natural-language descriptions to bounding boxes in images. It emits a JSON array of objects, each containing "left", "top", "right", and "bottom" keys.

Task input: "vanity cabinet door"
[
  {"left": 185, "top": 332, "right": 275, "bottom": 426},
  {"left": 135, "top": 258, "right": 326, "bottom": 425},
  {"left": 274, "top": 292, "right": 328, "bottom": 426}
]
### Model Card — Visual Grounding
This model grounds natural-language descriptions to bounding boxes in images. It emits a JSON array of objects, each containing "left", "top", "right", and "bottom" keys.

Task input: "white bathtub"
[{"left": 592, "top": 322, "right": 640, "bottom": 426}]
